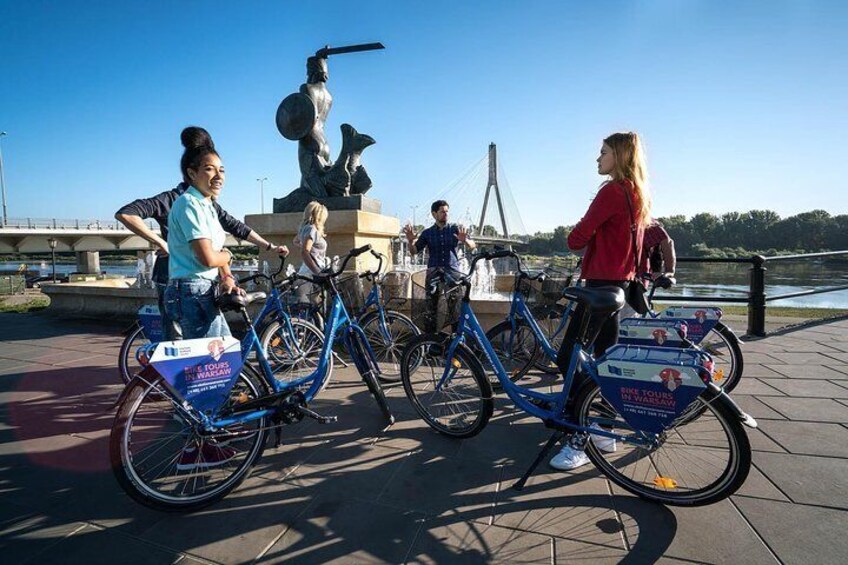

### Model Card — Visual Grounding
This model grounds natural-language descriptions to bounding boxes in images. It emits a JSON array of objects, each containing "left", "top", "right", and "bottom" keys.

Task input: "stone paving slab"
[{"left": 2, "top": 311, "right": 848, "bottom": 563}]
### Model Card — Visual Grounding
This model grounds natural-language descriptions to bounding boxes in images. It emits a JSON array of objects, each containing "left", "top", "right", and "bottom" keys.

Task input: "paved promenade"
[{"left": 1, "top": 312, "right": 847, "bottom": 564}]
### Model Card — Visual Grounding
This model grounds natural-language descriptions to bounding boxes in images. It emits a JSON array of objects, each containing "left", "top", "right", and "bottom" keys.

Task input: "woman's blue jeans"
[{"left": 163, "top": 278, "right": 231, "bottom": 340}]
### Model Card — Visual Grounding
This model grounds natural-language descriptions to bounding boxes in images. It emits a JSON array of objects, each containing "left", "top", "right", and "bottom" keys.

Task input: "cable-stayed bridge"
[{"left": 409, "top": 143, "right": 527, "bottom": 246}]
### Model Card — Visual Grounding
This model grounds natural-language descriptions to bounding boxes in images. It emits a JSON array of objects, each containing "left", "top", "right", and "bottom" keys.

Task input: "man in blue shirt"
[{"left": 404, "top": 200, "right": 476, "bottom": 332}]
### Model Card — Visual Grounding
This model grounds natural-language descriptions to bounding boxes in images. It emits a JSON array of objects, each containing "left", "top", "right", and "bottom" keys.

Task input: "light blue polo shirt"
[{"left": 167, "top": 186, "right": 226, "bottom": 280}]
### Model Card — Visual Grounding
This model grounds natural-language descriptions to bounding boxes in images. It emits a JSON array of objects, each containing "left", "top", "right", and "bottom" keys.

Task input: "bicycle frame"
[
  {"left": 356, "top": 279, "right": 394, "bottom": 343},
  {"left": 435, "top": 299, "right": 648, "bottom": 447}
]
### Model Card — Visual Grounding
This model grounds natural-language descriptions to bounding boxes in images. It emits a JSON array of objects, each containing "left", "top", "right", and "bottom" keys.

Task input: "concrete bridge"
[{"left": 0, "top": 217, "right": 249, "bottom": 273}]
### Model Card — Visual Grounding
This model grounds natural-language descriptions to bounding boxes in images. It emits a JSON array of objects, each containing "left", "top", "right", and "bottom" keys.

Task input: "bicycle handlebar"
[
  {"left": 289, "top": 244, "right": 374, "bottom": 287},
  {"left": 238, "top": 254, "right": 288, "bottom": 286}
]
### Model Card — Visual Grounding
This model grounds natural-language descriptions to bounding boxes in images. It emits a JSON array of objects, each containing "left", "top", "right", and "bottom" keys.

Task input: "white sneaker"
[
  {"left": 590, "top": 423, "right": 617, "bottom": 453},
  {"left": 549, "top": 445, "right": 590, "bottom": 470}
]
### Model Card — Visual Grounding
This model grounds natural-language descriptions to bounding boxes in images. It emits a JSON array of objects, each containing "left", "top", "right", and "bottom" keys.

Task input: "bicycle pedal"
[{"left": 296, "top": 405, "right": 338, "bottom": 424}]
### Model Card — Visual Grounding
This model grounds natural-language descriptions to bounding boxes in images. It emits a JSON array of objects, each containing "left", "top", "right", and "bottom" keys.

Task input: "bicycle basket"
[
  {"left": 411, "top": 270, "right": 463, "bottom": 333},
  {"left": 381, "top": 270, "right": 411, "bottom": 308},
  {"left": 518, "top": 268, "right": 572, "bottom": 308},
  {"left": 336, "top": 274, "right": 367, "bottom": 314},
  {"left": 595, "top": 345, "right": 711, "bottom": 433},
  {"left": 280, "top": 279, "right": 323, "bottom": 306}
]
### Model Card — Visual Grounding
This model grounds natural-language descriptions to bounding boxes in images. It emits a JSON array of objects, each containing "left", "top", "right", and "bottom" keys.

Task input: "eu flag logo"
[{"left": 609, "top": 365, "right": 623, "bottom": 376}]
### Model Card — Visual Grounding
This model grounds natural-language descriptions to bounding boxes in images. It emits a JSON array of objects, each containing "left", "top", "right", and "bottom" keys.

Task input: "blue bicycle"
[
  {"left": 110, "top": 245, "right": 393, "bottom": 511},
  {"left": 267, "top": 249, "right": 420, "bottom": 382},
  {"left": 117, "top": 257, "right": 325, "bottom": 386},
  {"left": 400, "top": 249, "right": 754, "bottom": 506}
]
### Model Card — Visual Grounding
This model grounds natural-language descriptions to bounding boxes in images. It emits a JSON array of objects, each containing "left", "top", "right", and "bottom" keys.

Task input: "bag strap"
[{"left": 620, "top": 183, "right": 641, "bottom": 281}]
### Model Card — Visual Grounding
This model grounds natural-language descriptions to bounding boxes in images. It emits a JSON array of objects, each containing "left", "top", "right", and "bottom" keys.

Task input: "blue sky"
[{"left": 1, "top": 1, "right": 846, "bottom": 233}]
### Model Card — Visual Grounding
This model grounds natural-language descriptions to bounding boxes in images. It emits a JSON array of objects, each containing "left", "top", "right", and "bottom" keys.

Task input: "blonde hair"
[
  {"left": 302, "top": 201, "right": 329, "bottom": 236},
  {"left": 603, "top": 132, "right": 652, "bottom": 227}
]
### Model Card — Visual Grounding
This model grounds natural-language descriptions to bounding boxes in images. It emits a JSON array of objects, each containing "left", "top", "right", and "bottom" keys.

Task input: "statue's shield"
[{"left": 276, "top": 93, "right": 316, "bottom": 140}]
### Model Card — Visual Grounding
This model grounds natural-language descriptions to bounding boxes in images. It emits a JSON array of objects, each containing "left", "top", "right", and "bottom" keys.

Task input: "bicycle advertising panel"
[
  {"left": 147, "top": 337, "right": 244, "bottom": 413},
  {"left": 661, "top": 306, "right": 722, "bottom": 344},
  {"left": 618, "top": 318, "right": 688, "bottom": 348},
  {"left": 596, "top": 346, "right": 709, "bottom": 433},
  {"left": 138, "top": 304, "right": 164, "bottom": 342}
]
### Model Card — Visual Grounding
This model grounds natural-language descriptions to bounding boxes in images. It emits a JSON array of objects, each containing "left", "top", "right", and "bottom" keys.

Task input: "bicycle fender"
[
  {"left": 108, "top": 366, "right": 163, "bottom": 412},
  {"left": 702, "top": 382, "right": 758, "bottom": 429}
]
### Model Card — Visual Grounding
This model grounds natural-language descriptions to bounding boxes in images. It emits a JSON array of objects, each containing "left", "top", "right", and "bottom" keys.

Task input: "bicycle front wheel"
[
  {"left": 400, "top": 333, "right": 493, "bottom": 438},
  {"left": 118, "top": 323, "right": 150, "bottom": 385},
  {"left": 359, "top": 310, "right": 421, "bottom": 382},
  {"left": 574, "top": 381, "right": 750, "bottom": 506},
  {"left": 699, "top": 322, "right": 744, "bottom": 393},
  {"left": 110, "top": 374, "right": 268, "bottom": 511},
  {"left": 260, "top": 318, "right": 329, "bottom": 390}
]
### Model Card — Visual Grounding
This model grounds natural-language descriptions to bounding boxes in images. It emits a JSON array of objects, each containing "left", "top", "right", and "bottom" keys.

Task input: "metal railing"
[
  {"left": 653, "top": 250, "right": 848, "bottom": 337},
  {"left": 1, "top": 217, "right": 157, "bottom": 230}
]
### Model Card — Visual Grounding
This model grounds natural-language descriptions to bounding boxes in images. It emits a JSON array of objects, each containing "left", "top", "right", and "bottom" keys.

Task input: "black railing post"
[{"left": 748, "top": 255, "right": 767, "bottom": 337}]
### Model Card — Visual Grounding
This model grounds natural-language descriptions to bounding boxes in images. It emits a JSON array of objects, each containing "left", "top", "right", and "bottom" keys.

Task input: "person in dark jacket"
[{"left": 116, "top": 127, "right": 287, "bottom": 340}]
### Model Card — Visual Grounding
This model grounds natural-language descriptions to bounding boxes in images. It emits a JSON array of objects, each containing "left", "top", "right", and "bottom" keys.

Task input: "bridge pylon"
[{"left": 477, "top": 143, "right": 510, "bottom": 240}]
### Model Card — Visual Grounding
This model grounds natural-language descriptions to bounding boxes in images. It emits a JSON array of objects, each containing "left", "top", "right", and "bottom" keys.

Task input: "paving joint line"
[{"left": 728, "top": 497, "right": 784, "bottom": 564}]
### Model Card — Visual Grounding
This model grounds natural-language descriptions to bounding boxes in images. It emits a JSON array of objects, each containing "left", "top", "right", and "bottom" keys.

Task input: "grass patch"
[{"left": 0, "top": 295, "right": 50, "bottom": 313}]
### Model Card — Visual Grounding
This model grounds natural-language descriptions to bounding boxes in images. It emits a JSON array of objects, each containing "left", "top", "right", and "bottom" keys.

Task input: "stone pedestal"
[{"left": 245, "top": 210, "right": 400, "bottom": 273}]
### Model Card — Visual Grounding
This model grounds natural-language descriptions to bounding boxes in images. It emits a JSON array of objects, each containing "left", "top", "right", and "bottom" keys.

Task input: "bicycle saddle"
[
  {"left": 216, "top": 291, "right": 267, "bottom": 312},
  {"left": 563, "top": 286, "right": 625, "bottom": 313}
]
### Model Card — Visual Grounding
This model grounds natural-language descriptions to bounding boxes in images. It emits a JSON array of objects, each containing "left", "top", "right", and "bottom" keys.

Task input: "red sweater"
[{"left": 567, "top": 180, "right": 644, "bottom": 281}]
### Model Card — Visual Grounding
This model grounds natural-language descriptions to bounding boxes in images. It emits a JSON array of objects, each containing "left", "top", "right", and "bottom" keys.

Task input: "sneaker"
[
  {"left": 549, "top": 445, "right": 590, "bottom": 470},
  {"left": 176, "top": 442, "right": 237, "bottom": 471},
  {"left": 590, "top": 423, "right": 617, "bottom": 453}
]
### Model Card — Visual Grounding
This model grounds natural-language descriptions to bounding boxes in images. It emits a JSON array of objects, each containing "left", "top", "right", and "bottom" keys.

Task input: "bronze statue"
[{"left": 275, "top": 43, "right": 383, "bottom": 208}]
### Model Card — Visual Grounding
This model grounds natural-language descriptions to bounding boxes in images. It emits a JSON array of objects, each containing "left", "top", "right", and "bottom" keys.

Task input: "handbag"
[{"left": 621, "top": 185, "right": 650, "bottom": 315}]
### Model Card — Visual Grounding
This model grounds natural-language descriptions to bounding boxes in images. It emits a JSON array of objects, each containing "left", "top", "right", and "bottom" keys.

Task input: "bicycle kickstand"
[{"left": 511, "top": 430, "right": 566, "bottom": 491}]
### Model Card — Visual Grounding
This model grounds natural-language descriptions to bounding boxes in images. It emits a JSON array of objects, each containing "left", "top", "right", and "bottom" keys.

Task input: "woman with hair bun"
[
  {"left": 549, "top": 131, "right": 652, "bottom": 471},
  {"left": 163, "top": 127, "right": 242, "bottom": 338},
  {"left": 115, "top": 126, "right": 288, "bottom": 339}
]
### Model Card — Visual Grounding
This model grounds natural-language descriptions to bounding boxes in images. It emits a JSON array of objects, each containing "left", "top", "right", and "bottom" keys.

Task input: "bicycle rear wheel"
[
  {"left": 110, "top": 374, "right": 267, "bottom": 511},
  {"left": 348, "top": 327, "right": 394, "bottom": 424},
  {"left": 359, "top": 310, "right": 420, "bottom": 382},
  {"left": 485, "top": 320, "right": 540, "bottom": 389},
  {"left": 699, "top": 322, "right": 743, "bottom": 392},
  {"left": 118, "top": 323, "right": 150, "bottom": 385},
  {"left": 400, "top": 333, "right": 493, "bottom": 438},
  {"left": 573, "top": 381, "right": 750, "bottom": 506}
]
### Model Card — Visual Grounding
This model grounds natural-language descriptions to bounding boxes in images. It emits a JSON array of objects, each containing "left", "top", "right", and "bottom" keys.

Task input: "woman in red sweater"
[{"left": 550, "top": 131, "right": 652, "bottom": 471}]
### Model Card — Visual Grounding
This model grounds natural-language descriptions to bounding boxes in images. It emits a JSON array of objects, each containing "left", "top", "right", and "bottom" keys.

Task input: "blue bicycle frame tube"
[{"left": 438, "top": 300, "right": 643, "bottom": 445}]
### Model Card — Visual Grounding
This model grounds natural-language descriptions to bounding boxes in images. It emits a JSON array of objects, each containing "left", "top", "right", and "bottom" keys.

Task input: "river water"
[{"left": 3, "top": 257, "right": 847, "bottom": 309}]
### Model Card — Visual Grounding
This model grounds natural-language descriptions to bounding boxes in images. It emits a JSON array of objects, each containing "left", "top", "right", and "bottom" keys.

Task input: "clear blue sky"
[{"left": 1, "top": 1, "right": 846, "bottom": 233}]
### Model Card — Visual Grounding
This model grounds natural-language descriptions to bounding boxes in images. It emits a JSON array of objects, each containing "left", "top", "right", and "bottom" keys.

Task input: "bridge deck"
[{"left": 1, "top": 313, "right": 847, "bottom": 563}]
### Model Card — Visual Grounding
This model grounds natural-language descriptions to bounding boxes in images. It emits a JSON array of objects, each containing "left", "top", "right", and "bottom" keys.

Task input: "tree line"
[{"left": 514, "top": 210, "right": 848, "bottom": 258}]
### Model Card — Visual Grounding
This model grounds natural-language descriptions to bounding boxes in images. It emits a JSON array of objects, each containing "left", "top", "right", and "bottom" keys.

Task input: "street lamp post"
[
  {"left": 0, "top": 132, "right": 8, "bottom": 226},
  {"left": 256, "top": 177, "right": 268, "bottom": 214},
  {"left": 47, "top": 238, "right": 57, "bottom": 283},
  {"left": 410, "top": 205, "right": 419, "bottom": 229}
]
